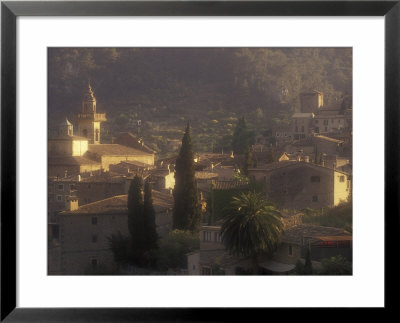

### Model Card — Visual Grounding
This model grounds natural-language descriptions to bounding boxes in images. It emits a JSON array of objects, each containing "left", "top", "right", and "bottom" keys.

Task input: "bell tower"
[{"left": 76, "top": 83, "right": 106, "bottom": 144}]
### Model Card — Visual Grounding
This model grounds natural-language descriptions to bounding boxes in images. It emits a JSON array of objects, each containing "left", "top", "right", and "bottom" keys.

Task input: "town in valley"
[{"left": 48, "top": 48, "right": 352, "bottom": 275}]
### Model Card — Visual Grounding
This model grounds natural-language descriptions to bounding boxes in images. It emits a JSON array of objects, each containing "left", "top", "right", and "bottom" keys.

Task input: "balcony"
[{"left": 76, "top": 113, "right": 106, "bottom": 122}]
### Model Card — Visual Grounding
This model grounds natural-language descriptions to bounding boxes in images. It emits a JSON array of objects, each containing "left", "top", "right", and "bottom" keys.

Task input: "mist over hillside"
[{"left": 48, "top": 48, "right": 352, "bottom": 155}]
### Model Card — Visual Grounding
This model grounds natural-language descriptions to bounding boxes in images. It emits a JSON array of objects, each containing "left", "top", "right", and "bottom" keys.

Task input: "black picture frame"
[{"left": 1, "top": 1, "right": 399, "bottom": 321}]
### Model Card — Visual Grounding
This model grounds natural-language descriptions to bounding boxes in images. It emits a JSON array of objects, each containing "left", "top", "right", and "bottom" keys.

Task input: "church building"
[{"left": 48, "top": 84, "right": 155, "bottom": 177}]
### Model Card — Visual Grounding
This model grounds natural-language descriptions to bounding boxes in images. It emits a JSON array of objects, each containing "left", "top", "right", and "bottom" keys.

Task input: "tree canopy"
[
  {"left": 173, "top": 123, "right": 202, "bottom": 232},
  {"left": 220, "top": 191, "right": 284, "bottom": 274},
  {"left": 48, "top": 48, "right": 352, "bottom": 155}
]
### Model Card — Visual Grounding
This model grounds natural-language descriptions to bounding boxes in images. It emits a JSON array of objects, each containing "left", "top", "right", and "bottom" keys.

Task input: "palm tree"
[{"left": 221, "top": 191, "right": 283, "bottom": 274}]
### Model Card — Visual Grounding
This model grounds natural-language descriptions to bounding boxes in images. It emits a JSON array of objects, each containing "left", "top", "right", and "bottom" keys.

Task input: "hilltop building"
[{"left": 300, "top": 90, "right": 324, "bottom": 113}]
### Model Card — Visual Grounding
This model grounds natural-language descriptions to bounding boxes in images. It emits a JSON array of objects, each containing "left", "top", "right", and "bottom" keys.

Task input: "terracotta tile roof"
[
  {"left": 213, "top": 180, "right": 249, "bottom": 190},
  {"left": 313, "top": 135, "right": 344, "bottom": 144},
  {"left": 88, "top": 144, "right": 153, "bottom": 157},
  {"left": 148, "top": 169, "right": 170, "bottom": 177},
  {"left": 282, "top": 225, "right": 351, "bottom": 245},
  {"left": 61, "top": 194, "right": 128, "bottom": 215},
  {"left": 249, "top": 160, "right": 351, "bottom": 176},
  {"left": 79, "top": 173, "right": 127, "bottom": 183},
  {"left": 113, "top": 132, "right": 156, "bottom": 154},
  {"left": 195, "top": 172, "right": 219, "bottom": 180},
  {"left": 152, "top": 190, "right": 174, "bottom": 209},
  {"left": 60, "top": 189, "right": 173, "bottom": 215},
  {"left": 249, "top": 160, "right": 296, "bottom": 172},
  {"left": 120, "top": 160, "right": 153, "bottom": 168}
]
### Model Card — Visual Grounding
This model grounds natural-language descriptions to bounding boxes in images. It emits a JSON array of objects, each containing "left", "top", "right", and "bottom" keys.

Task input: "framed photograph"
[{"left": 1, "top": 0, "right": 398, "bottom": 320}]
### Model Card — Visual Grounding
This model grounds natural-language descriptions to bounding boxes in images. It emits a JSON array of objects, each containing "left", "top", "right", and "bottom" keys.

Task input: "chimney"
[{"left": 66, "top": 197, "right": 79, "bottom": 211}]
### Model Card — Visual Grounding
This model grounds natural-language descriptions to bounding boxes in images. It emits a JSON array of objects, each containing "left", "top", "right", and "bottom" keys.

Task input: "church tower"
[{"left": 76, "top": 84, "right": 106, "bottom": 144}]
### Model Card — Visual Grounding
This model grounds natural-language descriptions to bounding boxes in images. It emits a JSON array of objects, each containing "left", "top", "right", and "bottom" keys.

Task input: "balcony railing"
[{"left": 76, "top": 113, "right": 106, "bottom": 121}]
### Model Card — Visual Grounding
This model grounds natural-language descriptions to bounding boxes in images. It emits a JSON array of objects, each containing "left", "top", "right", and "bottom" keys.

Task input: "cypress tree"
[
  {"left": 143, "top": 180, "right": 158, "bottom": 250},
  {"left": 173, "top": 123, "right": 202, "bottom": 233},
  {"left": 242, "top": 146, "right": 253, "bottom": 176},
  {"left": 232, "top": 116, "right": 254, "bottom": 155},
  {"left": 304, "top": 242, "right": 313, "bottom": 275},
  {"left": 127, "top": 175, "right": 145, "bottom": 264}
]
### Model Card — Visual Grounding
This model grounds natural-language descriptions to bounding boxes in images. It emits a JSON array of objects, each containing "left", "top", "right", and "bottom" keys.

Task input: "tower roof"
[{"left": 83, "top": 83, "right": 96, "bottom": 102}]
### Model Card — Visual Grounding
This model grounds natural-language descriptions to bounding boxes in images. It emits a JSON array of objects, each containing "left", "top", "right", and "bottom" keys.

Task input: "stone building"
[
  {"left": 292, "top": 112, "right": 314, "bottom": 140},
  {"left": 187, "top": 225, "right": 254, "bottom": 275},
  {"left": 248, "top": 161, "right": 351, "bottom": 210},
  {"left": 300, "top": 90, "right": 324, "bottom": 113},
  {"left": 313, "top": 134, "right": 344, "bottom": 156},
  {"left": 272, "top": 225, "right": 352, "bottom": 266},
  {"left": 53, "top": 190, "right": 173, "bottom": 275}
]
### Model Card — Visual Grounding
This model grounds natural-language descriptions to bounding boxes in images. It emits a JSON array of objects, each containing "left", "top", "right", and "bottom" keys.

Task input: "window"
[
  {"left": 58, "top": 184, "right": 64, "bottom": 191},
  {"left": 70, "top": 184, "right": 75, "bottom": 190},
  {"left": 331, "top": 119, "right": 334, "bottom": 124},
  {"left": 56, "top": 195, "right": 63, "bottom": 201},
  {"left": 301, "top": 126, "right": 304, "bottom": 132},
  {"left": 295, "top": 126, "right": 298, "bottom": 133},
  {"left": 92, "top": 217, "right": 97, "bottom": 225},
  {"left": 324, "top": 126, "right": 328, "bottom": 132},
  {"left": 214, "top": 232, "right": 222, "bottom": 243},
  {"left": 203, "top": 231, "right": 212, "bottom": 242},
  {"left": 91, "top": 258, "right": 98, "bottom": 268},
  {"left": 312, "top": 195, "right": 318, "bottom": 202},
  {"left": 202, "top": 267, "right": 212, "bottom": 275},
  {"left": 311, "top": 176, "right": 320, "bottom": 183},
  {"left": 338, "top": 119, "right": 341, "bottom": 124},
  {"left": 263, "top": 176, "right": 267, "bottom": 183},
  {"left": 92, "top": 234, "right": 98, "bottom": 243},
  {"left": 315, "top": 120, "right": 319, "bottom": 124},
  {"left": 88, "top": 184, "right": 91, "bottom": 189},
  {"left": 339, "top": 176, "right": 345, "bottom": 182},
  {"left": 323, "top": 120, "right": 328, "bottom": 125},
  {"left": 288, "top": 245, "right": 293, "bottom": 256}
]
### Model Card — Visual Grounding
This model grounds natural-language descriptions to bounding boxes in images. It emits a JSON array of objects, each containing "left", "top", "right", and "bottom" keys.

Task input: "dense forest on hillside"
[{"left": 48, "top": 48, "right": 352, "bottom": 155}]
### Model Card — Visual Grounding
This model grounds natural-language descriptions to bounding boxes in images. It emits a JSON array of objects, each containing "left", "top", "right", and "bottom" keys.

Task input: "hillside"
[{"left": 48, "top": 48, "right": 352, "bottom": 155}]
